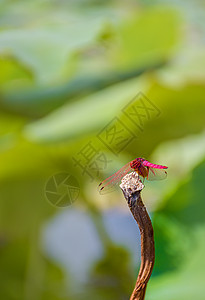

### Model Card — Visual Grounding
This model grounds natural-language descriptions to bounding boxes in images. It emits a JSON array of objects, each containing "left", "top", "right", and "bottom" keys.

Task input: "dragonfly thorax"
[
  {"left": 130, "top": 158, "right": 144, "bottom": 169},
  {"left": 130, "top": 158, "right": 148, "bottom": 178}
]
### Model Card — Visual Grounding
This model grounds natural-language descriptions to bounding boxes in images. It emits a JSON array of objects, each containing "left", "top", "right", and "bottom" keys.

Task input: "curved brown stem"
[{"left": 120, "top": 173, "right": 155, "bottom": 300}]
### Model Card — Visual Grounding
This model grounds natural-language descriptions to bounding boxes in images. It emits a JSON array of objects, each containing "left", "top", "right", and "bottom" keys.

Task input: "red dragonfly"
[{"left": 99, "top": 157, "right": 168, "bottom": 194}]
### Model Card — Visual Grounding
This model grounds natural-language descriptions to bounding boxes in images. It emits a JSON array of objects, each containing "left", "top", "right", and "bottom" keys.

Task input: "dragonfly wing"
[
  {"left": 98, "top": 162, "right": 132, "bottom": 195},
  {"left": 98, "top": 181, "right": 120, "bottom": 195},
  {"left": 147, "top": 167, "right": 168, "bottom": 181}
]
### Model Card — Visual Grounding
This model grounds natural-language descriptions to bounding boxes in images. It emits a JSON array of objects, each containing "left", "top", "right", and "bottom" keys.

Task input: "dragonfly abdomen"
[{"left": 144, "top": 162, "right": 167, "bottom": 169}]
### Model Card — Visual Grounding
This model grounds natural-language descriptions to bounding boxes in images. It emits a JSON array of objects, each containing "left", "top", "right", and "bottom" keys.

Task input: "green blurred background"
[{"left": 0, "top": 0, "right": 205, "bottom": 299}]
